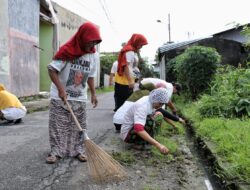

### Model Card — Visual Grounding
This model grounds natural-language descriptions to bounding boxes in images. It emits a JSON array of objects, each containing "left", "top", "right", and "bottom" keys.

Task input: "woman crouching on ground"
[{"left": 120, "top": 88, "right": 185, "bottom": 154}]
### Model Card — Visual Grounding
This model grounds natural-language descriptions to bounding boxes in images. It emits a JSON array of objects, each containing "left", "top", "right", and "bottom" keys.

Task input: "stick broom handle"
[{"left": 65, "top": 100, "right": 83, "bottom": 132}]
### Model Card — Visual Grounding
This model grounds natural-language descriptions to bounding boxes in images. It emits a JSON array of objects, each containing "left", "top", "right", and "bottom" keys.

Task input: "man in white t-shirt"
[
  {"left": 140, "top": 78, "right": 182, "bottom": 115},
  {"left": 109, "top": 61, "right": 118, "bottom": 112}
]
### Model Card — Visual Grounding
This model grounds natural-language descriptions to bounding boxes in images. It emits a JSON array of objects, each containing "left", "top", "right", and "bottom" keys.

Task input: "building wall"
[
  {"left": 0, "top": 1, "right": 100, "bottom": 97},
  {"left": 8, "top": 0, "right": 40, "bottom": 96},
  {"left": 39, "top": 21, "right": 54, "bottom": 91},
  {"left": 214, "top": 29, "right": 248, "bottom": 44},
  {"left": 199, "top": 38, "right": 245, "bottom": 67},
  {"left": 0, "top": 0, "right": 10, "bottom": 89}
]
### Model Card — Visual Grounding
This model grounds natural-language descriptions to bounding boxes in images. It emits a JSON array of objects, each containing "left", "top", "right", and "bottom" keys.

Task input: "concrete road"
[{"left": 0, "top": 92, "right": 116, "bottom": 190}]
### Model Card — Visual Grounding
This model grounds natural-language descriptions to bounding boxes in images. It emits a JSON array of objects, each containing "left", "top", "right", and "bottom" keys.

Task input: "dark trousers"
[{"left": 114, "top": 82, "right": 133, "bottom": 110}]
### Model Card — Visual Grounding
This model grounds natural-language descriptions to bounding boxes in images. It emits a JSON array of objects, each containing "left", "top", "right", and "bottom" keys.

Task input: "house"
[
  {"left": 0, "top": 0, "right": 101, "bottom": 97},
  {"left": 157, "top": 24, "right": 249, "bottom": 80}
]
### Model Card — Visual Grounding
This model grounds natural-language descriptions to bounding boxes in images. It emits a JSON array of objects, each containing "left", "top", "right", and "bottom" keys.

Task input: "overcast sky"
[{"left": 52, "top": 0, "right": 249, "bottom": 63}]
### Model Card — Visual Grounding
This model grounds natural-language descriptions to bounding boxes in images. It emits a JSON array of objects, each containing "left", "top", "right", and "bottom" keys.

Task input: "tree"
[
  {"left": 100, "top": 53, "right": 118, "bottom": 87},
  {"left": 175, "top": 46, "right": 221, "bottom": 99}
]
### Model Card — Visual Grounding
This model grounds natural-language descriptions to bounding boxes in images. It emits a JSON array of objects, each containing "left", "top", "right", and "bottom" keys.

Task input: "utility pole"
[
  {"left": 168, "top": 13, "right": 171, "bottom": 43},
  {"left": 157, "top": 14, "right": 173, "bottom": 44}
]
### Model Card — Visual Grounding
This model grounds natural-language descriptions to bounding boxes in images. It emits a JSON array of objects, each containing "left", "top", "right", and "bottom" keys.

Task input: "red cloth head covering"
[
  {"left": 117, "top": 34, "right": 148, "bottom": 75},
  {"left": 53, "top": 22, "right": 102, "bottom": 61}
]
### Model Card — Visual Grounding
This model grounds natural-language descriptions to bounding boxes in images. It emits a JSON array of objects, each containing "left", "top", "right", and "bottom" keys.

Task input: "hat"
[{"left": 173, "top": 83, "right": 182, "bottom": 96}]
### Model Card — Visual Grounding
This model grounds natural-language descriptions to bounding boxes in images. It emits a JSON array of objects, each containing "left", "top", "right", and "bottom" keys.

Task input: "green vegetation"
[
  {"left": 198, "top": 66, "right": 250, "bottom": 118},
  {"left": 112, "top": 151, "right": 136, "bottom": 166},
  {"left": 147, "top": 120, "right": 184, "bottom": 164},
  {"left": 100, "top": 53, "right": 118, "bottom": 87},
  {"left": 176, "top": 96, "right": 250, "bottom": 183},
  {"left": 168, "top": 45, "right": 221, "bottom": 99},
  {"left": 197, "top": 118, "right": 250, "bottom": 182}
]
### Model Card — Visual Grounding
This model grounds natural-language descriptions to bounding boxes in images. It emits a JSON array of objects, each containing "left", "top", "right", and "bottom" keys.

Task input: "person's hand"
[
  {"left": 58, "top": 87, "right": 67, "bottom": 103},
  {"left": 91, "top": 94, "right": 98, "bottom": 108},
  {"left": 157, "top": 144, "right": 169, "bottom": 154},
  {"left": 179, "top": 117, "right": 186, "bottom": 125}
]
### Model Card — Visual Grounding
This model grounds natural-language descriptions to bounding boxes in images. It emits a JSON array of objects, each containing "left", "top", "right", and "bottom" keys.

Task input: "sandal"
[
  {"left": 77, "top": 154, "right": 87, "bottom": 162},
  {"left": 46, "top": 155, "right": 58, "bottom": 164}
]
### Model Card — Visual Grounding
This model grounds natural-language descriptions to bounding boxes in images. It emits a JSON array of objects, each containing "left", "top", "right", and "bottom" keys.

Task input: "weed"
[
  {"left": 112, "top": 151, "right": 136, "bottom": 166},
  {"left": 178, "top": 98, "right": 250, "bottom": 183}
]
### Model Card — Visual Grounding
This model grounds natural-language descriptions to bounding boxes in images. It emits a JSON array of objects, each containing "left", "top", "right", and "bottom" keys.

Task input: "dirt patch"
[{"left": 75, "top": 129, "right": 211, "bottom": 190}]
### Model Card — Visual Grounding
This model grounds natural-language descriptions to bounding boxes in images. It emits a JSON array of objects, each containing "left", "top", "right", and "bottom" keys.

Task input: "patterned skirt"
[
  {"left": 125, "top": 113, "right": 163, "bottom": 145},
  {"left": 48, "top": 99, "right": 86, "bottom": 157}
]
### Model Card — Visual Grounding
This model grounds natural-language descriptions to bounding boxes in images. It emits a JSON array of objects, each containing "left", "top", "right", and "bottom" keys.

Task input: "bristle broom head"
[{"left": 84, "top": 139, "right": 127, "bottom": 183}]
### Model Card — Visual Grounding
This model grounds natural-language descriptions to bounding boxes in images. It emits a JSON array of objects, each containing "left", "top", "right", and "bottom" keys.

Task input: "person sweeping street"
[{"left": 46, "top": 22, "right": 102, "bottom": 164}]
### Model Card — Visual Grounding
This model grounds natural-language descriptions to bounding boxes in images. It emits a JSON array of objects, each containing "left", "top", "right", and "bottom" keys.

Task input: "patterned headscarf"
[{"left": 149, "top": 88, "right": 170, "bottom": 104}]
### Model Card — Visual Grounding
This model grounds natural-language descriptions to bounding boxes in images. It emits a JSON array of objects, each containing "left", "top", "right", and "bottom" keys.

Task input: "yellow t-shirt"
[
  {"left": 0, "top": 90, "right": 23, "bottom": 110},
  {"left": 114, "top": 72, "right": 132, "bottom": 85}
]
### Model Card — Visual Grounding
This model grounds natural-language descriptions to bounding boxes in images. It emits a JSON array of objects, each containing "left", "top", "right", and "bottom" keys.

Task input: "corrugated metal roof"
[{"left": 158, "top": 37, "right": 211, "bottom": 54}]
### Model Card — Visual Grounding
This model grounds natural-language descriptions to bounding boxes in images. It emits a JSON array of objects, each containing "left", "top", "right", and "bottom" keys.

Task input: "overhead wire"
[{"left": 98, "top": 0, "right": 112, "bottom": 24}]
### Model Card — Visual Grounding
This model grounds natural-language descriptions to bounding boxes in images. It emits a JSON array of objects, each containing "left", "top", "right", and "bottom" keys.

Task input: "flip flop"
[{"left": 77, "top": 154, "right": 87, "bottom": 162}]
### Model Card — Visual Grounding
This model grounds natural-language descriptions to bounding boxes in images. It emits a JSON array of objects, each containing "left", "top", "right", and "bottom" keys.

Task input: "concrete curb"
[{"left": 20, "top": 92, "right": 50, "bottom": 113}]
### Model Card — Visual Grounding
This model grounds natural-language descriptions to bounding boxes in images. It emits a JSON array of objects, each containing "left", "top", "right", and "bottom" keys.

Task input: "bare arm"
[
  {"left": 87, "top": 77, "right": 97, "bottom": 108},
  {"left": 124, "top": 65, "right": 134, "bottom": 88},
  {"left": 167, "top": 100, "right": 177, "bottom": 113},
  {"left": 164, "top": 117, "right": 177, "bottom": 129},
  {"left": 48, "top": 68, "right": 67, "bottom": 102},
  {"left": 109, "top": 73, "right": 115, "bottom": 86},
  {"left": 136, "top": 130, "right": 169, "bottom": 154}
]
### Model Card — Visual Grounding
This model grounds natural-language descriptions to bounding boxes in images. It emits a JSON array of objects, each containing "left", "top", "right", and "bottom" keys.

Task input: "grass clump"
[
  {"left": 112, "top": 151, "right": 136, "bottom": 166},
  {"left": 196, "top": 118, "right": 250, "bottom": 182},
  {"left": 178, "top": 98, "right": 250, "bottom": 183}
]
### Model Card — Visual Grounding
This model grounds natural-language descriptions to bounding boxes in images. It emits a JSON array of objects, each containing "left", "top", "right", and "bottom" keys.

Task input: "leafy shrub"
[
  {"left": 198, "top": 66, "right": 250, "bottom": 118},
  {"left": 100, "top": 54, "right": 118, "bottom": 86},
  {"left": 165, "top": 57, "right": 178, "bottom": 82},
  {"left": 175, "top": 46, "right": 221, "bottom": 99}
]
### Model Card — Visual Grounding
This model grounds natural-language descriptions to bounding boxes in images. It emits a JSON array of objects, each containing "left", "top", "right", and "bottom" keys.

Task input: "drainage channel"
[{"left": 184, "top": 124, "right": 224, "bottom": 190}]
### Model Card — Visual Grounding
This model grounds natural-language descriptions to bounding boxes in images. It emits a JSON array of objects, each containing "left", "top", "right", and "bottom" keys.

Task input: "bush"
[
  {"left": 175, "top": 46, "right": 221, "bottom": 99},
  {"left": 165, "top": 57, "right": 178, "bottom": 82},
  {"left": 198, "top": 66, "right": 250, "bottom": 118},
  {"left": 100, "top": 54, "right": 118, "bottom": 87}
]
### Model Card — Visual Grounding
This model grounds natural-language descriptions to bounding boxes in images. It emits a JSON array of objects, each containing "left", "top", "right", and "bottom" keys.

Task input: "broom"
[{"left": 65, "top": 100, "right": 127, "bottom": 183}]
